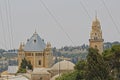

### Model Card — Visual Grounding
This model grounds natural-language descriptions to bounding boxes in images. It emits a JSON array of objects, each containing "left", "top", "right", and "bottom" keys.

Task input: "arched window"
[
  {"left": 40, "top": 77, "right": 42, "bottom": 80},
  {"left": 95, "top": 33, "right": 97, "bottom": 35},
  {"left": 95, "top": 45, "right": 97, "bottom": 49},
  {"left": 39, "top": 60, "right": 41, "bottom": 65},
  {"left": 94, "top": 37, "right": 98, "bottom": 40},
  {"left": 34, "top": 39, "right": 36, "bottom": 43}
]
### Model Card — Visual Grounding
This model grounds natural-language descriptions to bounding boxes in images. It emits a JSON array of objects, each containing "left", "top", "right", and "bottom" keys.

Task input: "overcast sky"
[{"left": 0, "top": 0, "right": 120, "bottom": 50}]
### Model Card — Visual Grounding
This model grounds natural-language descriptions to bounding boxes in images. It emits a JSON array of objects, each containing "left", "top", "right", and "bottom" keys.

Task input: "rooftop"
[
  {"left": 24, "top": 32, "right": 46, "bottom": 52},
  {"left": 51, "top": 60, "right": 75, "bottom": 70}
]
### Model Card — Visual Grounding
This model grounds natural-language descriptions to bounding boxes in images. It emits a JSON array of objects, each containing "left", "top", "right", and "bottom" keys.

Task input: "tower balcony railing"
[{"left": 89, "top": 39, "right": 104, "bottom": 42}]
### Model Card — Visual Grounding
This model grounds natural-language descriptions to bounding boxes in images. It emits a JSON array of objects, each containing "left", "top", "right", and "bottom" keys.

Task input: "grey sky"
[{"left": 0, "top": 0, "right": 120, "bottom": 49}]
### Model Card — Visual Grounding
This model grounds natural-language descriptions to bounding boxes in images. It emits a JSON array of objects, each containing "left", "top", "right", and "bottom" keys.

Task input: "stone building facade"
[
  {"left": 18, "top": 32, "right": 53, "bottom": 68},
  {"left": 89, "top": 16, "right": 104, "bottom": 54}
]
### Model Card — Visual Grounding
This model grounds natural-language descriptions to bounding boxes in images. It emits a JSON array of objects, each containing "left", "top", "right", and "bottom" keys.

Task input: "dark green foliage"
[
  {"left": 74, "top": 60, "right": 87, "bottom": 71},
  {"left": 56, "top": 45, "right": 120, "bottom": 80},
  {"left": 74, "top": 60, "right": 87, "bottom": 80},
  {"left": 20, "top": 58, "right": 28, "bottom": 69},
  {"left": 18, "top": 58, "right": 33, "bottom": 73},
  {"left": 27, "top": 61, "right": 33, "bottom": 70},
  {"left": 17, "top": 68, "right": 26, "bottom": 73},
  {"left": 56, "top": 60, "right": 87, "bottom": 80},
  {"left": 86, "top": 48, "right": 111, "bottom": 80},
  {"left": 103, "top": 45, "right": 120, "bottom": 79},
  {"left": 56, "top": 71, "right": 85, "bottom": 80}
]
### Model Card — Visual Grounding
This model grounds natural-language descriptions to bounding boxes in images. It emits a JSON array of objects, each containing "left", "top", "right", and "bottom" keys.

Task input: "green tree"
[
  {"left": 56, "top": 47, "right": 116, "bottom": 80},
  {"left": 74, "top": 60, "right": 87, "bottom": 71},
  {"left": 56, "top": 71, "right": 86, "bottom": 80},
  {"left": 86, "top": 48, "right": 111, "bottom": 80},
  {"left": 18, "top": 58, "right": 33, "bottom": 73},
  {"left": 56, "top": 60, "right": 87, "bottom": 80},
  {"left": 27, "top": 61, "right": 33, "bottom": 70},
  {"left": 103, "top": 45, "right": 120, "bottom": 79},
  {"left": 74, "top": 60, "right": 87, "bottom": 79},
  {"left": 20, "top": 58, "right": 28, "bottom": 69}
]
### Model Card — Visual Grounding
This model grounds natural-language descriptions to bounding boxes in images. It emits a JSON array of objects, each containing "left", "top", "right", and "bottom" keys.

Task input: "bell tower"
[{"left": 89, "top": 16, "right": 104, "bottom": 54}]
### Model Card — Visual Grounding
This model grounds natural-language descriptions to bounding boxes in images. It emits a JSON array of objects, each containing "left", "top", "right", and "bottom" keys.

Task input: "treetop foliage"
[{"left": 17, "top": 58, "right": 33, "bottom": 73}]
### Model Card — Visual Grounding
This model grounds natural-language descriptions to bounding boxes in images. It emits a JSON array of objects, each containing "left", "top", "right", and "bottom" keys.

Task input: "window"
[
  {"left": 35, "top": 53, "right": 37, "bottom": 56},
  {"left": 95, "top": 33, "right": 97, "bottom": 35},
  {"left": 39, "top": 60, "right": 41, "bottom": 65},
  {"left": 38, "top": 53, "right": 42, "bottom": 56},
  {"left": 95, "top": 45, "right": 97, "bottom": 48},
  {"left": 40, "top": 77, "right": 42, "bottom": 80},
  {"left": 34, "top": 39, "right": 36, "bottom": 43},
  {"left": 94, "top": 37, "right": 98, "bottom": 40}
]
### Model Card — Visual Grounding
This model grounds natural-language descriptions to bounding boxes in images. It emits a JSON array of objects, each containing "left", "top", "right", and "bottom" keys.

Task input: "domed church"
[{"left": 18, "top": 32, "right": 53, "bottom": 68}]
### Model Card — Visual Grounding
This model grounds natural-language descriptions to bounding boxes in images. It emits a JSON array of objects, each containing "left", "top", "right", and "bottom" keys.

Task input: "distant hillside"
[
  {"left": 52, "top": 41, "right": 120, "bottom": 63},
  {"left": 104, "top": 41, "right": 120, "bottom": 50},
  {"left": 0, "top": 41, "right": 119, "bottom": 64},
  {"left": 0, "top": 49, "right": 18, "bottom": 59},
  {"left": 52, "top": 44, "right": 88, "bottom": 64},
  {"left": 52, "top": 41, "right": 120, "bottom": 56},
  {"left": 52, "top": 44, "right": 88, "bottom": 55}
]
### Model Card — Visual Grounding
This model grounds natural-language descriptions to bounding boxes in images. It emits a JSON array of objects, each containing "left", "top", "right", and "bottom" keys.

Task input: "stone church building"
[
  {"left": 18, "top": 32, "right": 53, "bottom": 69},
  {"left": 17, "top": 32, "right": 75, "bottom": 80},
  {"left": 89, "top": 16, "right": 104, "bottom": 54}
]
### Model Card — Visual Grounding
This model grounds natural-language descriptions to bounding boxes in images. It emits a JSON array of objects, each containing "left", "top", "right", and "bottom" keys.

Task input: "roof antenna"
[
  {"left": 35, "top": 28, "right": 37, "bottom": 34},
  {"left": 34, "top": 29, "right": 37, "bottom": 35},
  {"left": 95, "top": 10, "right": 97, "bottom": 20},
  {"left": 34, "top": 24, "right": 37, "bottom": 34}
]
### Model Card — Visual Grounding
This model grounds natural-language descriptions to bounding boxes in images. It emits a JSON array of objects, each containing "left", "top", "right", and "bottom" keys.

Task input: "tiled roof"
[{"left": 24, "top": 32, "right": 46, "bottom": 52}]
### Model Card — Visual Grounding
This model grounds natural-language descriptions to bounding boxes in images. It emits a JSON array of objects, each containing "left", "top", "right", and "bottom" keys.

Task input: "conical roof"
[
  {"left": 92, "top": 16, "right": 100, "bottom": 26},
  {"left": 24, "top": 32, "right": 46, "bottom": 51}
]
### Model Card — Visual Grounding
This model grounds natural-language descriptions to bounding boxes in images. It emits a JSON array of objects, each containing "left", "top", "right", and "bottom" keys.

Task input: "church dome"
[
  {"left": 51, "top": 60, "right": 75, "bottom": 70},
  {"left": 24, "top": 32, "right": 46, "bottom": 51},
  {"left": 50, "top": 74, "right": 61, "bottom": 80}
]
